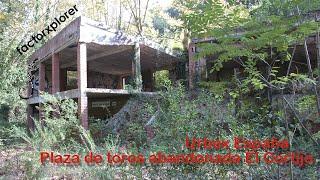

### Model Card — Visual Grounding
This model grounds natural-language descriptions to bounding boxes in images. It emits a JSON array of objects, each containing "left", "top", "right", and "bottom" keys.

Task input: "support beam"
[
  {"left": 88, "top": 60, "right": 131, "bottom": 75},
  {"left": 88, "top": 66, "right": 131, "bottom": 75},
  {"left": 61, "top": 46, "right": 130, "bottom": 68},
  {"left": 88, "top": 46, "right": 130, "bottom": 61},
  {"left": 77, "top": 42, "right": 88, "bottom": 129},
  {"left": 132, "top": 42, "right": 142, "bottom": 91},
  {"left": 52, "top": 53, "right": 60, "bottom": 93}
]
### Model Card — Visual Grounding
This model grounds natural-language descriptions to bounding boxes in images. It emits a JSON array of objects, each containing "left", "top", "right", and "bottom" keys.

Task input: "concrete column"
[
  {"left": 117, "top": 76, "right": 123, "bottom": 89},
  {"left": 142, "top": 69, "right": 154, "bottom": 91},
  {"left": 60, "top": 68, "right": 67, "bottom": 91},
  {"left": 38, "top": 63, "right": 46, "bottom": 121},
  {"left": 77, "top": 42, "right": 88, "bottom": 129},
  {"left": 199, "top": 58, "right": 207, "bottom": 81},
  {"left": 26, "top": 105, "right": 34, "bottom": 131},
  {"left": 27, "top": 81, "right": 34, "bottom": 131},
  {"left": 132, "top": 42, "right": 142, "bottom": 91},
  {"left": 39, "top": 63, "right": 46, "bottom": 92},
  {"left": 188, "top": 43, "right": 206, "bottom": 90},
  {"left": 52, "top": 53, "right": 60, "bottom": 93},
  {"left": 169, "top": 69, "right": 176, "bottom": 84},
  {"left": 188, "top": 43, "right": 196, "bottom": 90}
]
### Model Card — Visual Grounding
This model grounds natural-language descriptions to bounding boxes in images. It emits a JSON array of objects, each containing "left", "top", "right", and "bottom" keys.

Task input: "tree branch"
[
  {"left": 283, "top": 97, "right": 319, "bottom": 147},
  {"left": 304, "top": 39, "right": 320, "bottom": 114},
  {"left": 286, "top": 45, "right": 296, "bottom": 76}
]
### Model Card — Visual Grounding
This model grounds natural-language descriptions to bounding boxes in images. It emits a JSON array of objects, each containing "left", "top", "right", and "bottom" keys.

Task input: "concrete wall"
[{"left": 88, "top": 95, "right": 129, "bottom": 119}]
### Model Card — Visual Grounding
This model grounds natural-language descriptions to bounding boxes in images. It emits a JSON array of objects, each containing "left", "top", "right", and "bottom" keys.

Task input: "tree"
[
  {"left": 178, "top": 1, "right": 320, "bottom": 178},
  {"left": 123, "top": 0, "right": 150, "bottom": 36}
]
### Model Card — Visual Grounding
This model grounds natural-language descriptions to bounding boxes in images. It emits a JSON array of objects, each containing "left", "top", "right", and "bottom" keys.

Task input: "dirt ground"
[{"left": 0, "top": 146, "right": 28, "bottom": 179}]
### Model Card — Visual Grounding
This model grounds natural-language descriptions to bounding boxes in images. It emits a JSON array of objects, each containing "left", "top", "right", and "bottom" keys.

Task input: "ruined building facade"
[{"left": 26, "top": 16, "right": 182, "bottom": 129}]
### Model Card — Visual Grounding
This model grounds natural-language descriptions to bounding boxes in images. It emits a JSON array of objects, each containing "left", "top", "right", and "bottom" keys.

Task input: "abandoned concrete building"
[
  {"left": 189, "top": 37, "right": 319, "bottom": 89},
  {"left": 26, "top": 12, "right": 320, "bottom": 130},
  {"left": 26, "top": 16, "right": 182, "bottom": 130},
  {"left": 188, "top": 10, "right": 320, "bottom": 90}
]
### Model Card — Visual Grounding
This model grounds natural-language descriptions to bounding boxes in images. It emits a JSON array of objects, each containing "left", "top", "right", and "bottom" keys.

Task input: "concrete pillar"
[
  {"left": 27, "top": 105, "right": 34, "bottom": 131},
  {"left": 52, "top": 53, "right": 60, "bottom": 93},
  {"left": 132, "top": 42, "right": 142, "bottom": 91},
  {"left": 39, "top": 63, "right": 46, "bottom": 92},
  {"left": 27, "top": 81, "right": 34, "bottom": 131},
  {"left": 60, "top": 68, "right": 67, "bottom": 91},
  {"left": 38, "top": 63, "right": 46, "bottom": 121},
  {"left": 169, "top": 69, "right": 176, "bottom": 84},
  {"left": 77, "top": 42, "right": 88, "bottom": 129},
  {"left": 142, "top": 69, "right": 154, "bottom": 91},
  {"left": 188, "top": 43, "right": 206, "bottom": 90},
  {"left": 188, "top": 43, "right": 196, "bottom": 90},
  {"left": 117, "top": 76, "right": 123, "bottom": 89},
  {"left": 199, "top": 57, "right": 207, "bottom": 81}
]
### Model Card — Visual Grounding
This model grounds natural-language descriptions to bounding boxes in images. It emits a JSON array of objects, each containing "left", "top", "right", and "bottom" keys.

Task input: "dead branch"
[
  {"left": 282, "top": 97, "right": 293, "bottom": 180},
  {"left": 286, "top": 45, "right": 296, "bottom": 76},
  {"left": 142, "top": 0, "right": 149, "bottom": 24},
  {"left": 304, "top": 39, "right": 320, "bottom": 114}
]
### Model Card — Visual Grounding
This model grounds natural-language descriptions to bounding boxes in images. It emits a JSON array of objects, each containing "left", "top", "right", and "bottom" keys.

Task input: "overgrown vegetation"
[
  {"left": 0, "top": 82, "right": 319, "bottom": 179},
  {"left": 0, "top": 0, "right": 319, "bottom": 179}
]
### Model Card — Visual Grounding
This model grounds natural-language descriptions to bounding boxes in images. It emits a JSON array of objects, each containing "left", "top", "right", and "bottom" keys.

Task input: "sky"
[{"left": 154, "top": 0, "right": 173, "bottom": 8}]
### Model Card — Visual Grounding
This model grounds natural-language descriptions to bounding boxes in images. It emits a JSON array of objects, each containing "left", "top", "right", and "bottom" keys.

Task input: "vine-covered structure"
[{"left": 188, "top": 10, "right": 320, "bottom": 89}]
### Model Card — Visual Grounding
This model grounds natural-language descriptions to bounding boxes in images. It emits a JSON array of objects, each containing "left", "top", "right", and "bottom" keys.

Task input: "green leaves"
[
  {"left": 180, "top": 0, "right": 320, "bottom": 94},
  {"left": 270, "top": 73, "right": 316, "bottom": 90},
  {"left": 182, "top": 0, "right": 249, "bottom": 38}
]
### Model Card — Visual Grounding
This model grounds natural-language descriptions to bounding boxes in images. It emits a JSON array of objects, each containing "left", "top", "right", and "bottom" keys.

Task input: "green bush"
[
  {"left": 154, "top": 70, "right": 171, "bottom": 90},
  {"left": 8, "top": 93, "right": 98, "bottom": 178},
  {"left": 1, "top": 86, "right": 318, "bottom": 179},
  {"left": 12, "top": 93, "right": 95, "bottom": 151}
]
